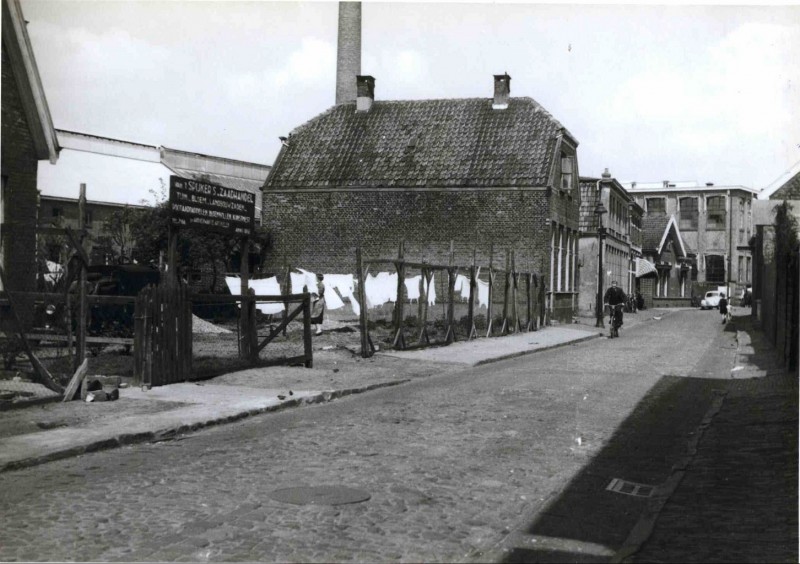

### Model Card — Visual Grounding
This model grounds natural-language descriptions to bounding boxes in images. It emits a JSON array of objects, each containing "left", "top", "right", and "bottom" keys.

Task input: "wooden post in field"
[
  {"left": 356, "top": 247, "right": 369, "bottom": 358},
  {"left": 486, "top": 242, "right": 495, "bottom": 337},
  {"left": 75, "top": 184, "right": 87, "bottom": 371},
  {"left": 467, "top": 248, "right": 477, "bottom": 339},
  {"left": 239, "top": 237, "right": 251, "bottom": 360},
  {"left": 445, "top": 240, "right": 456, "bottom": 344},
  {"left": 302, "top": 291, "right": 313, "bottom": 367},
  {"left": 392, "top": 240, "right": 406, "bottom": 349}
]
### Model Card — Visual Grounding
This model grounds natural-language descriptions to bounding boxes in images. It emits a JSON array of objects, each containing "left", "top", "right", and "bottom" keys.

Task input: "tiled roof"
[
  {"left": 642, "top": 214, "right": 669, "bottom": 253},
  {"left": 770, "top": 170, "right": 800, "bottom": 200},
  {"left": 266, "top": 98, "right": 571, "bottom": 189}
]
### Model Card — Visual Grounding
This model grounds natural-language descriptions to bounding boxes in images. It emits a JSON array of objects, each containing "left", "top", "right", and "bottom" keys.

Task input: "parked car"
[{"left": 700, "top": 291, "right": 724, "bottom": 310}]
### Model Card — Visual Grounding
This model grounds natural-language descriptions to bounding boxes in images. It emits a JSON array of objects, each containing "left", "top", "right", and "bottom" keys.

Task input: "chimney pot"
[
  {"left": 356, "top": 75, "right": 375, "bottom": 112},
  {"left": 602, "top": 168, "right": 612, "bottom": 179},
  {"left": 493, "top": 73, "right": 511, "bottom": 110},
  {"left": 631, "top": 181, "right": 637, "bottom": 189}
]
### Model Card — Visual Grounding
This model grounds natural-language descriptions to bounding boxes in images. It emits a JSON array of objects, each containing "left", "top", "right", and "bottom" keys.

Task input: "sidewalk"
[
  {"left": 0, "top": 321, "right": 609, "bottom": 473},
  {"left": 622, "top": 312, "right": 798, "bottom": 563}
]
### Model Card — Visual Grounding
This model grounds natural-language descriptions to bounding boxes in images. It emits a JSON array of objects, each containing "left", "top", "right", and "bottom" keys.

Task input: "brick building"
[
  {"left": 1, "top": 0, "right": 59, "bottom": 326},
  {"left": 263, "top": 74, "right": 583, "bottom": 322},
  {"left": 638, "top": 214, "right": 691, "bottom": 308},
  {"left": 626, "top": 181, "right": 758, "bottom": 301},
  {"left": 577, "top": 169, "right": 642, "bottom": 315}
]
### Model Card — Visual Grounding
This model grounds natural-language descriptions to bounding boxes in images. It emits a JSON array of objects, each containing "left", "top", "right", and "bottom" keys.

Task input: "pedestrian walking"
[
  {"left": 719, "top": 293, "right": 730, "bottom": 324},
  {"left": 311, "top": 273, "right": 326, "bottom": 335}
]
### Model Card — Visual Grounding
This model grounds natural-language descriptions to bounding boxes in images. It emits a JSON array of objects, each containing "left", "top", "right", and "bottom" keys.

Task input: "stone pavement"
[
  {"left": 0, "top": 320, "right": 614, "bottom": 474},
  {"left": 623, "top": 313, "right": 798, "bottom": 563}
]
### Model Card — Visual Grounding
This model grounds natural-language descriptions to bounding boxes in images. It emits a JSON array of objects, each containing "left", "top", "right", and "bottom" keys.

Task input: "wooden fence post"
[
  {"left": 356, "top": 247, "right": 373, "bottom": 358},
  {"left": 239, "top": 237, "right": 251, "bottom": 360},
  {"left": 392, "top": 240, "right": 406, "bottom": 350},
  {"left": 302, "top": 291, "right": 313, "bottom": 368},
  {"left": 501, "top": 251, "right": 510, "bottom": 335},
  {"left": 75, "top": 183, "right": 87, "bottom": 371},
  {"left": 467, "top": 248, "right": 477, "bottom": 339}
]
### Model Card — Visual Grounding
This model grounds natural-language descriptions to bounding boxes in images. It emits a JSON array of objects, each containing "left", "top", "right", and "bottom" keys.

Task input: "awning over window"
[{"left": 635, "top": 258, "right": 658, "bottom": 278}]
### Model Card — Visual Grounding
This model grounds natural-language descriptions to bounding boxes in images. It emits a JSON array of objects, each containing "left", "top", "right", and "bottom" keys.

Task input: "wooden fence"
[
  {"left": 133, "top": 280, "right": 192, "bottom": 388},
  {"left": 356, "top": 242, "right": 542, "bottom": 358}
]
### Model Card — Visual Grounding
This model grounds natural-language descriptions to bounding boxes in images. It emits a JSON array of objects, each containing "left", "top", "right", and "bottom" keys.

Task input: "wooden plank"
[
  {"left": 187, "top": 293, "right": 307, "bottom": 304},
  {"left": 19, "top": 334, "right": 134, "bottom": 345},
  {"left": 62, "top": 358, "right": 88, "bottom": 402},
  {"left": 256, "top": 302, "right": 305, "bottom": 352}
]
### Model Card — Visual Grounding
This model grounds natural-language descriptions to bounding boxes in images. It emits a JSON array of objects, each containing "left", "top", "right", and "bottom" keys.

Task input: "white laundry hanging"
[
  {"left": 248, "top": 277, "right": 285, "bottom": 315},
  {"left": 225, "top": 276, "right": 285, "bottom": 315},
  {"left": 476, "top": 279, "right": 490, "bottom": 308},
  {"left": 423, "top": 274, "right": 436, "bottom": 306},
  {"left": 324, "top": 273, "right": 360, "bottom": 316},
  {"left": 405, "top": 275, "right": 422, "bottom": 301},
  {"left": 291, "top": 269, "right": 318, "bottom": 294},
  {"left": 453, "top": 274, "right": 471, "bottom": 300},
  {"left": 365, "top": 272, "right": 397, "bottom": 308}
]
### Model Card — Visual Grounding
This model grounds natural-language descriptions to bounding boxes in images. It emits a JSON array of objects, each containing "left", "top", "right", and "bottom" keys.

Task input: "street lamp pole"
[{"left": 595, "top": 201, "right": 608, "bottom": 328}]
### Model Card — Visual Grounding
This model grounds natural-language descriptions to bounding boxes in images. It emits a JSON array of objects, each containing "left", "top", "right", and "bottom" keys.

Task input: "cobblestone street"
[{"left": 0, "top": 310, "right": 793, "bottom": 562}]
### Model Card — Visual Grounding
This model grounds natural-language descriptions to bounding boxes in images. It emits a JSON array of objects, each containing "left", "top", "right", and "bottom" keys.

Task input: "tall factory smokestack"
[{"left": 336, "top": 2, "right": 361, "bottom": 105}]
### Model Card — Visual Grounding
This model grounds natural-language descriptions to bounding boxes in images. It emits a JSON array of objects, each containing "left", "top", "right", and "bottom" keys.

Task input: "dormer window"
[{"left": 560, "top": 154, "right": 573, "bottom": 191}]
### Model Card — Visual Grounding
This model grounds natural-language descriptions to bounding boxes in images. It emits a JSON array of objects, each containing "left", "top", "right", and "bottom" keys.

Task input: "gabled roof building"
[
  {"left": 1, "top": 0, "right": 59, "bottom": 317},
  {"left": 625, "top": 180, "right": 758, "bottom": 302},
  {"left": 638, "top": 214, "right": 691, "bottom": 308},
  {"left": 263, "top": 74, "right": 583, "bottom": 322}
]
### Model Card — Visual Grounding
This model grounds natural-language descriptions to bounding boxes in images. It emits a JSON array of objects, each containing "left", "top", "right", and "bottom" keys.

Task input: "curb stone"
[{"left": 0, "top": 379, "right": 410, "bottom": 474}]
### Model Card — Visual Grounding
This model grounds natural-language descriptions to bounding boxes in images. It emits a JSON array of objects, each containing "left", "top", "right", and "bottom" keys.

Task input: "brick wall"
[
  {"left": 263, "top": 186, "right": 582, "bottom": 321},
  {"left": 1, "top": 42, "right": 40, "bottom": 326},
  {"left": 263, "top": 188, "right": 557, "bottom": 273}
]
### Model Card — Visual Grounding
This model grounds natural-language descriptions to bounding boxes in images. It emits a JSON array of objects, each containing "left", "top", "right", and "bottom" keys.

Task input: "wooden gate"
[{"left": 134, "top": 279, "right": 192, "bottom": 387}]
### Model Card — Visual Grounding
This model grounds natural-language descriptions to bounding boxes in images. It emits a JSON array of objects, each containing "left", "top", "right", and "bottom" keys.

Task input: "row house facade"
[
  {"left": 263, "top": 74, "right": 582, "bottom": 322},
  {"left": 626, "top": 181, "right": 758, "bottom": 301},
  {"left": 577, "top": 170, "right": 643, "bottom": 314}
]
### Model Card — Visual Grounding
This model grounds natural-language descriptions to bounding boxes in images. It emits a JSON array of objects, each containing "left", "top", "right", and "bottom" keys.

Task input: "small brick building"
[
  {"left": 638, "top": 214, "right": 692, "bottom": 308},
  {"left": 262, "top": 74, "right": 583, "bottom": 322},
  {"left": 1, "top": 0, "right": 59, "bottom": 324}
]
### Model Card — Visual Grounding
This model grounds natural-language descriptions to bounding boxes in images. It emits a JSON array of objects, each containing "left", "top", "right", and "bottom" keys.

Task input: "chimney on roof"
[
  {"left": 663, "top": 180, "right": 669, "bottom": 188},
  {"left": 602, "top": 168, "right": 612, "bottom": 179},
  {"left": 492, "top": 73, "right": 511, "bottom": 110},
  {"left": 356, "top": 75, "right": 375, "bottom": 112},
  {"left": 335, "top": 2, "right": 361, "bottom": 105},
  {"left": 631, "top": 181, "right": 637, "bottom": 189}
]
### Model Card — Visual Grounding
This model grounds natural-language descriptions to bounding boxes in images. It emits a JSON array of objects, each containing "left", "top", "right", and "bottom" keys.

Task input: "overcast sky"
[{"left": 20, "top": 0, "right": 800, "bottom": 202}]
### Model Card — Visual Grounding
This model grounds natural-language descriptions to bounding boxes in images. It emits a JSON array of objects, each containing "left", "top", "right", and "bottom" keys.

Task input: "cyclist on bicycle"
[{"left": 603, "top": 281, "right": 628, "bottom": 329}]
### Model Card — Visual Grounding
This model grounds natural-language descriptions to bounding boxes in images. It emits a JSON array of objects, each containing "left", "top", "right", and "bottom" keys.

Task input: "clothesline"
[{"left": 224, "top": 267, "right": 533, "bottom": 315}]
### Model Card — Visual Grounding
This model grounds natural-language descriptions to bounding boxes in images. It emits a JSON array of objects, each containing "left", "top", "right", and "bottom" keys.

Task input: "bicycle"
[{"left": 605, "top": 303, "right": 625, "bottom": 338}]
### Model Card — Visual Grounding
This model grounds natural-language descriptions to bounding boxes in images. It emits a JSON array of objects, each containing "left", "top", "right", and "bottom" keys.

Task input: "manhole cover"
[{"left": 268, "top": 486, "right": 371, "bottom": 506}]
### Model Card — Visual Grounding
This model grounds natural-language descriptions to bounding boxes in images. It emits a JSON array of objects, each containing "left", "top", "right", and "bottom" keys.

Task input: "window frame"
[{"left": 679, "top": 197, "right": 699, "bottom": 230}]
